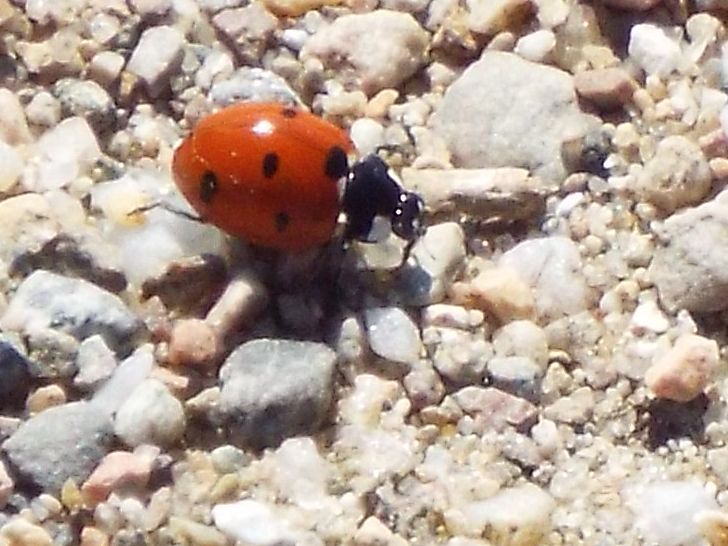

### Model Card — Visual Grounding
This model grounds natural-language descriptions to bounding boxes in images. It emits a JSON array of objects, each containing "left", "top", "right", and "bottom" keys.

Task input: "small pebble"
[
  {"left": 81, "top": 451, "right": 152, "bottom": 504},
  {"left": 167, "top": 318, "right": 220, "bottom": 369},
  {"left": 364, "top": 307, "right": 422, "bottom": 365},
  {"left": 126, "top": 25, "right": 185, "bottom": 97},
  {"left": 574, "top": 67, "right": 637, "bottom": 111},
  {"left": 628, "top": 23, "right": 682, "bottom": 77},
  {"left": 114, "top": 379, "right": 186, "bottom": 448},
  {"left": 74, "top": 335, "right": 118, "bottom": 391},
  {"left": 212, "top": 499, "right": 296, "bottom": 545},
  {"left": 450, "top": 266, "right": 535, "bottom": 323},
  {"left": 645, "top": 334, "right": 718, "bottom": 402},
  {"left": 0, "top": 518, "right": 53, "bottom": 546},
  {"left": 26, "top": 384, "right": 67, "bottom": 414},
  {"left": 0, "top": 459, "right": 13, "bottom": 508}
]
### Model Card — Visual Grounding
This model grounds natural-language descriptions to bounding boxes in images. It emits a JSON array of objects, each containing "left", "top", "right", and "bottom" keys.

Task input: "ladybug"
[{"left": 172, "top": 102, "right": 425, "bottom": 252}]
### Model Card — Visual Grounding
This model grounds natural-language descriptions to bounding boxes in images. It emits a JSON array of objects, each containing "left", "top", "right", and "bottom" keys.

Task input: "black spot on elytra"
[
  {"left": 324, "top": 146, "right": 348, "bottom": 180},
  {"left": 275, "top": 211, "right": 290, "bottom": 233},
  {"left": 199, "top": 171, "right": 218, "bottom": 203},
  {"left": 281, "top": 107, "right": 298, "bottom": 119},
  {"left": 262, "top": 152, "right": 279, "bottom": 178}
]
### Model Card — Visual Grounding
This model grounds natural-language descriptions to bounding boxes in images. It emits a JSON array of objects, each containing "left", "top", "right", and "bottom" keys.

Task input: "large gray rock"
[
  {"left": 1, "top": 270, "right": 144, "bottom": 355},
  {"left": 649, "top": 190, "right": 728, "bottom": 312},
  {"left": 432, "top": 51, "right": 599, "bottom": 183},
  {"left": 2, "top": 402, "right": 114, "bottom": 493},
  {"left": 218, "top": 339, "right": 336, "bottom": 448}
]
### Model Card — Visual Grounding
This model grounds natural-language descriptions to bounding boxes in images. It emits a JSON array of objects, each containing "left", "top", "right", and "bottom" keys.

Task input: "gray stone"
[
  {"left": 219, "top": 339, "right": 336, "bottom": 448},
  {"left": 432, "top": 51, "right": 598, "bottom": 183},
  {"left": 649, "top": 190, "right": 728, "bottom": 312},
  {"left": 53, "top": 78, "right": 115, "bottom": 134},
  {"left": 2, "top": 402, "right": 113, "bottom": 493},
  {"left": 487, "top": 355, "right": 542, "bottom": 401},
  {"left": 209, "top": 67, "right": 298, "bottom": 107},
  {"left": 74, "top": 335, "right": 118, "bottom": 391},
  {"left": 396, "top": 222, "right": 466, "bottom": 306},
  {"left": 0, "top": 270, "right": 144, "bottom": 355},
  {"left": 126, "top": 25, "right": 185, "bottom": 97}
]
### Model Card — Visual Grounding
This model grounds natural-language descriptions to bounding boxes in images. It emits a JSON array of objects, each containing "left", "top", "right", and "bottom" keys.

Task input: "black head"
[{"left": 342, "top": 154, "right": 425, "bottom": 245}]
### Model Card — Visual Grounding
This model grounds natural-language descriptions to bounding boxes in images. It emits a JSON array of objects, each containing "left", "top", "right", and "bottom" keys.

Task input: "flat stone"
[
  {"left": 574, "top": 67, "right": 637, "bottom": 111},
  {"left": 2, "top": 401, "right": 114, "bottom": 494},
  {"left": 302, "top": 10, "right": 429, "bottom": 95},
  {"left": 218, "top": 339, "right": 336, "bottom": 448},
  {"left": 433, "top": 51, "right": 598, "bottom": 183},
  {"left": 649, "top": 190, "right": 728, "bottom": 312}
]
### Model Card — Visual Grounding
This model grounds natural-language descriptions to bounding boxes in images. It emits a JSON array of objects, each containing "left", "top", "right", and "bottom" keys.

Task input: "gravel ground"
[{"left": 1, "top": 0, "right": 728, "bottom": 545}]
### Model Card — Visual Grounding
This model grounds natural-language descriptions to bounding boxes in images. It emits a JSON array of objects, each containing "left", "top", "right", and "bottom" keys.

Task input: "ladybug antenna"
[{"left": 128, "top": 201, "right": 203, "bottom": 224}]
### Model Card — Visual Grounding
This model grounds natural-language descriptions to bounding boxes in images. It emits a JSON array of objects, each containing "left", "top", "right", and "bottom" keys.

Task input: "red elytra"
[{"left": 172, "top": 102, "right": 353, "bottom": 251}]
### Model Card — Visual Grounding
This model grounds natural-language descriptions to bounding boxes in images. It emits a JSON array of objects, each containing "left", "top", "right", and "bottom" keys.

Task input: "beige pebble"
[
  {"left": 168, "top": 516, "right": 227, "bottom": 546},
  {"left": 80, "top": 527, "right": 109, "bottom": 546},
  {"left": 167, "top": 318, "right": 220, "bottom": 369},
  {"left": 600, "top": 0, "right": 662, "bottom": 9},
  {"left": 262, "top": 0, "right": 340, "bottom": 16},
  {"left": 26, "top": 384, "right": 67, "bottom": 414},
  {"left": 574, "top": 67, "right": 637, "bottom": 111},
  {"left": 710, "top": 157, "right": 728, "bottom": 180},
  {"left": 205, "top": 274, "right": 268, "bottom": 338},
  {"left": 365, "top": 89, "right": 399, "bottom": 118},
  {"left": 645, "top": 333, "right": 719, "bottom": 402},
  {"left": 696, "top": 509, "right": 728, "bottom": 546},
  {"left": 450, "top": 266, "right": 535, "bottom": 323},
  {"left": 0, "top": 460, "right": 13, "bottom": 508},
  {"left": 0, "top": 518, "right": 53, "bottom": 546},
  {"left": 0, "top": 89, "right": 32, "bottom": 145},
  {"left": 88, "top": 51, "right": 125, "bottom": 87},
  {"left": 355, "top": 516, "right": 408, "bottom": 546},
  {"left": 81, "top": 451, "right": 152, "bottom": 504}
]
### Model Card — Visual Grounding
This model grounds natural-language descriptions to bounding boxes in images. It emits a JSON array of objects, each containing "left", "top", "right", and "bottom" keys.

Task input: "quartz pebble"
[
  {"left": 0, "top": 459, "right": 13, "bottom": 507},
  {"left": 0, "top": 141, "right": 23, "bottom": 193},
  {"left": 451, "top": 266, "right": 535, "bottom": 323},
  {"left": 167, "top": 318, "right": 219, "bottom": 369},
  {"left": 0, "top": 89, "right": 32, "bottom": 145},
  {"left": 23, "top": 116, "right": 102, "bottom": 192},
  {"left": 433, "top": 51, "right": 598, "bottom": 183},
  {"left": 447, "top": 484, "right": 555, "bottom": 544},
  {"left": 635, "top": 135, "right": 712, "bottom": 212},
  {"left": 74, "top": 335, "right": 118, "bottom": 391},
  {"left": 26, "top": 384, "right": 66, "bottom": 414},
  {"left": 452, "top": 386, "right": 537, "bottom": 430},
  {"left": 127, "top": 26, "right": 185, "bottom": 97},
  {"left": 114, "top": 379, "right": 186, "bottom": 448},
  {"left": 81, "top": 451, "right": 152, "bottom": 503},
  {"left": 499, "top": 237, "right": 591, "bottom": 320},
  {"left": 364, "top": 307, "right": 422, "bottom": 365},
  {"left": 645, "top": 334, "right": 718, "bottom": 402},
  {"left": 397, "top": 222, "right": 466, "bottom": 305},
  {"left": 632, "top": 481, "right": 717, "bottom": 546},
  {"left": 302, "top": 10, "right": 429, "bottom": 95},
  {"left": 0, "top": 518, "right": 53, "bottom": 546},
  {"left": 628, "top": 24, "right": 682, "bottom": 77},
  {"left": 212, "top": 499, "right": 296, "bottom": 545}
]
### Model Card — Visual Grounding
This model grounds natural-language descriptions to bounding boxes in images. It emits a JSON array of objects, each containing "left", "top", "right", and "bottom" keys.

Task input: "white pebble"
[
  {"left": 364, "top": 307, "right": 422, "bottom": 365},
  {"left": 628, "top": 24, "right": 682, "bottom": 77},
  {"left": 514, "top": 29, "right": 556, "bottom": 63},
  {"left": 212, "top": 500, "right": 295, "bottom": 546}
]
